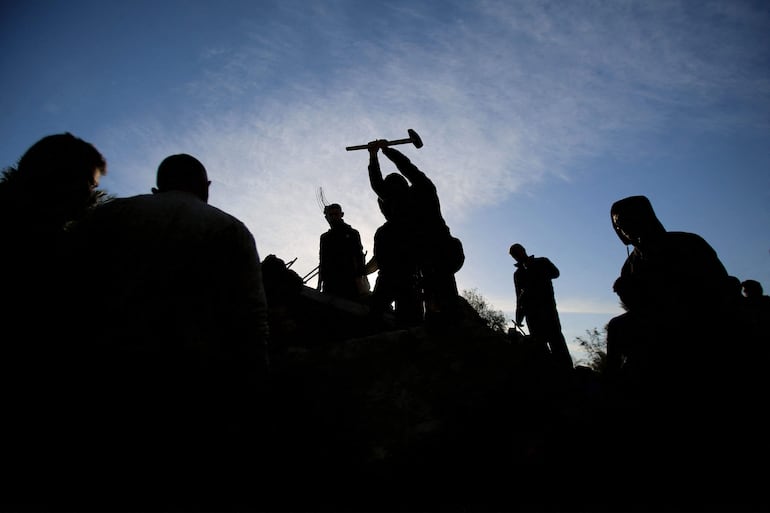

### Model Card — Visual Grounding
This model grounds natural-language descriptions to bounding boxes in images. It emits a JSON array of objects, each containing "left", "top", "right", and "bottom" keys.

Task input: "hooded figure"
[
  {"left": 610, "top": 195, "right": 733, "bottom": 318},
  {"left": 605, "top": 194, "right": 747, "bottom": 410},
  {"left": 604, "top": 201, "right": 761, "bottom": 506}
]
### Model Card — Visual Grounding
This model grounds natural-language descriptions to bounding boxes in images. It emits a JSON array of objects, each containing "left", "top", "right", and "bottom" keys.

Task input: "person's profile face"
[
  {"left": 89, "top": 167, "right": 102, "bottom": 190},
  {"left": 612, "top": 212, "right": 644, "bottom": 246}
]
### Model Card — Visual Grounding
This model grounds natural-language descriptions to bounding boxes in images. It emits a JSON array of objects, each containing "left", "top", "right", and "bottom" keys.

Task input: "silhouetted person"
[
  {"left": 509, "top": 243, "right": 573, "bottom": 372},
  {"left": 367, "top": 139, "right": 464, "bottom": 326},
  {"left": 741, "top": 279, "right": 770, "bottom": 343},
  {"left": 738, "top": 278, "right": 770, "bottom": 447},
  {"left": 0, "top": 133, "right": 107, "bottom": 510},
  {"left": 366, "top": 140, "right": 423, "bottom": 326},
  {"left": 742, "top": 279, "right": 767, "bottom": 300},
  {"left": 607, "top": 195, "right": 737, "bottom": 384},
  {"left": 604, "top": 195, "right": 746, "bottom": 503},
  {"left": 61, "top": 154, "right": 270, "bottom": 509},
  {"left": 317, "top": 203, "right": 367, "bottom": 301},
  {"left": 0, "top": 132, "right": 107, "bottom": 331}
]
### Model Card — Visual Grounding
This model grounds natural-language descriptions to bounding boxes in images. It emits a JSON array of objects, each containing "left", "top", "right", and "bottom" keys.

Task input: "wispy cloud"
[{"left": 93, "top": 0, "right": 769, "bottom": 279}]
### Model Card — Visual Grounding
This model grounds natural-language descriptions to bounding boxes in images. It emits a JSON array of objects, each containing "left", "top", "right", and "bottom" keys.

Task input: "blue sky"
[{"left": 2, "top": 0, "right": 769, "bottom": 363}]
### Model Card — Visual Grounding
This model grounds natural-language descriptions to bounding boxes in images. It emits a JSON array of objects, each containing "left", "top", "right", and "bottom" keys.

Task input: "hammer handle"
[{"left": 345, "top": 138, "right": 412, "bottom": 151}]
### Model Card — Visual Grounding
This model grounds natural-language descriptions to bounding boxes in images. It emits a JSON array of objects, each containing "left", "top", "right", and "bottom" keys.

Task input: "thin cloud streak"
[{"left": 91, "top": 0, "right": 768, "bottom": 285}]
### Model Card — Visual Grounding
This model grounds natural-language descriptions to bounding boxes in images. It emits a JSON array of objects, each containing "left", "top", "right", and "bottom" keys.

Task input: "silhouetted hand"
[{"left": 367, "top": 139, "right": 388, "bottom": 154}]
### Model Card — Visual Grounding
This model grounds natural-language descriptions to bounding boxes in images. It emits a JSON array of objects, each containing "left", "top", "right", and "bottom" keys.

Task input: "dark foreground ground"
[{"left": 4, "top": 281, "right": 768, "bottom": 513}]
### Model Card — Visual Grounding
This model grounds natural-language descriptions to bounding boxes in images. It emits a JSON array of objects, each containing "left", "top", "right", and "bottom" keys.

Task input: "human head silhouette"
[
  {"left": 610, "top": 195, "right": 666, "bottom": 248},
  {"left": 323, "top": 203, "right": 344, "bottom": 227},
  {"left": 16, "top": 132, "right": 106, "bottom": 215},
  {"left": 742, "top": 279, "right": 764, "bottom": 298},
  {"left": 509, "top": 243, "right": 527, "bottom": 264},
  {"left": 383, "top": 173, "right": 409, "bottom": 197},
  {"left": 153, "top": 154, "right": 211, "bottom": 202}
]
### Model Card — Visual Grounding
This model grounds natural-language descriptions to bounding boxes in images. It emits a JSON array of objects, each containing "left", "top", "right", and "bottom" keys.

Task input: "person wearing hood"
[
  {"left": 607, "top": 194, "right": 739, "bottom": 378},
  {"left": 604, "top": 195, "right": 748, "bottom": 504},
  {"left": 610, "top": 195, "right": 733, "bottom": 317}
]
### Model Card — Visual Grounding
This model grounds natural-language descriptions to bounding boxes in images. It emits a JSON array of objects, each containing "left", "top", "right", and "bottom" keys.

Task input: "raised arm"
[
  {"left": 367, "top": 139, "right": 389, "bottom": 198},
  {"left": 382, "top": 146, "right": 431, "bottom": 188}
]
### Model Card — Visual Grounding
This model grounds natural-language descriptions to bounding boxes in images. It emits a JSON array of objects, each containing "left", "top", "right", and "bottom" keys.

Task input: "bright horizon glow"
[{"left": 2, "top": 0, "right": 768, "bottom": 363}]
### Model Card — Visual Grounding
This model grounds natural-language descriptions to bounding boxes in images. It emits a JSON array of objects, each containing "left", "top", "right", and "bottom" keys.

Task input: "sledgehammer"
[{"left": 345, "top": 129, "right": 423, "bottom": 151}]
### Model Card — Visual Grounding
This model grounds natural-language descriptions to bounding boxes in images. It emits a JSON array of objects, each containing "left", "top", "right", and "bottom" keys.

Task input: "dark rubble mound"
[
  {"left": 261, "top": 258, "right": 597, "bottom": 511},
  {"left": 258, "top": 258, "right": 770, "bottom": 512}
]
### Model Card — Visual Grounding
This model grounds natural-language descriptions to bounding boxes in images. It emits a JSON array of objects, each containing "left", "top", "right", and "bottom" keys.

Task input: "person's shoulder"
[
  {"left": 665, "top": 231, "right": 716, "bottom": 252},
  {"left": 667, "top": 230, "right": 708, "bottom": 243},
  {"left": 209, "top": 203, "right": 249, "bottom": 226},
  {"left": 188, "top": 199, "right": 253, "bottom": 234},
  {"left": 89, "top": 193, "right": 153, "bottom": 214}
]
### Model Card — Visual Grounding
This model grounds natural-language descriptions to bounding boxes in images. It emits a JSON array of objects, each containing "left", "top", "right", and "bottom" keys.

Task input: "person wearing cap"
[
  {"left": 607, "top": 195, "right": 735, "bottom": 380},
  {"left": 604, "top": 195, "right": 748, "bottom": 505}
]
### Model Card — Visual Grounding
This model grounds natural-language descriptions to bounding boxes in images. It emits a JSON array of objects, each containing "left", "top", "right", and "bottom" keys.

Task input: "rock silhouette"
[{"left": 259, "top": 259, "right": 768, "bottom": 513}]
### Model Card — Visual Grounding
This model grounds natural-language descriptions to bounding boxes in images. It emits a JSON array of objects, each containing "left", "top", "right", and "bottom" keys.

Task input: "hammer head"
[{"left": 408, "top": 129, "right": 423, "bottom": 149}]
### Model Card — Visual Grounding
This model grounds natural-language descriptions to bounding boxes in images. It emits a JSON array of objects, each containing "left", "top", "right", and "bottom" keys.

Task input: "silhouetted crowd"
[{"left": 1, "top": 133, "right": 768, "bottom": 512}]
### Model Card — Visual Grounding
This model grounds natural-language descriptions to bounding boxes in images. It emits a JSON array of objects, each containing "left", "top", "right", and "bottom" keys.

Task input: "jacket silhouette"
[
  {"left": 318, "top": 203, "right": 366, "bottom": 301},
  {"left": 368, "top": 141, "right": 464, "bottom": 324},
  {"left": 510, "top": 243, "right": 572, "bottom": 371}
]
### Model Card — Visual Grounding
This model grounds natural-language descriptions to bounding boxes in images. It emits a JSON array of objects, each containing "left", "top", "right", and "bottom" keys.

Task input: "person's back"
[
  {"left": 63, "top": 154, "right": 269, "bottom": 508},
  {"left": 79, "top": 190, "right": 267, "bottom": 347}
]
